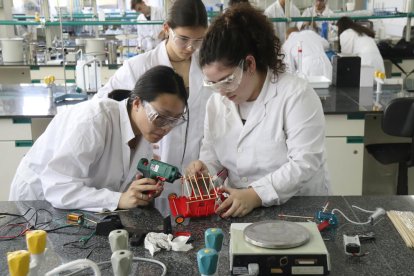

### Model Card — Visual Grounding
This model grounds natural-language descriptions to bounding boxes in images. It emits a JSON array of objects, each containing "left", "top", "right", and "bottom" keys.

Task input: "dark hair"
[
  {"left": 337, "top": 16, "right": 375, "bottom": 38},
  {"left": 108, "top": 89, "right": 131, "bottom": 101},
  {"left": 166, "top": 0, "right": 208, "bottom": 29},
  {"left": 229, "top": 0, "right": 250, "bottom": 6},
  {"left": 199, "top": 4, "right": 285, "bottom": 78},
  {"left": 127, "top": 65, "right": 188, "bottom": 109},
  {"left": 130, "top": 0, "right": 144, "bottom": 10}
]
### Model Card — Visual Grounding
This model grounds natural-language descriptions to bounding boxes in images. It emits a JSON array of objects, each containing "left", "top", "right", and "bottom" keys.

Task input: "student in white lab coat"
[
  {"left": 187, "top": 5, "right": 331, "bottom": 218},
  {"left": 264, "top": 0, "right": 300, "bottom": 43},
  {"left": 298, "top": 0, "right": 334, "bottom": 32},
  {"left": 131, "top": 0, "right": 165, "bottom": 52},
  {"left": 9, "top": 66, "right": 188, "bottom": 212},
  {"left": 337, "top": 16, "right": 385, "bottom": 73},
  {"left": 282, "top": 27, "right": 332, "bottom": 80},
  {"left": 95, "top": 0, "right": 209, "bottom": 216}
]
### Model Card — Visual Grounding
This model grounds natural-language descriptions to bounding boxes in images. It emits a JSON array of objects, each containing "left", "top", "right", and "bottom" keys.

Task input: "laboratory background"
[{"left": 1, "top": 0, "right": 414, "bottom": 275}]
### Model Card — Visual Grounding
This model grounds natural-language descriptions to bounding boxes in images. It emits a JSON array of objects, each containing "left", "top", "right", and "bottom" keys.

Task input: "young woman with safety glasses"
[
  {"left": 186, "top": 4, "right": 331, "bottom": 218},
  {"left": 9, "top": 66, "right": 188, "bottom": 212},
  {"left": 95, "top": 0, "right": 210, "bottom": 216}
]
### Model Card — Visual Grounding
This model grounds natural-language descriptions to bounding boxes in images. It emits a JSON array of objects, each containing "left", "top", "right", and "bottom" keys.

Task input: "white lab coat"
[
  {"left": 200, "top": 71, "right": 331, "bottom": 206},
  {"left": 136, "top": 6, "right": 165, "bottom": 52},
  {"left": 95, "top": 41, "right": 212, "bottom": 215},
  {"left": 9, "top": 99, "right": 153, "bottom": 212},
  {"left": 282, "top": 30, "right": 332, "bottom": 80},
  {"left": 264, "top": 0, "right": 300, "bottom": 43},
  {"left": 297, "top": 5, "right": 334, "bottom": 31},
  {"left": 340, "top": 29, "right": 385, "bottom": 73}
]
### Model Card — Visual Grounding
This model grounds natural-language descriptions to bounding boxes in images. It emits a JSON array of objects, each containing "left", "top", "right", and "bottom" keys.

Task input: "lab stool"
[{"left": 365, "top": 97, "right": 414, "bottom": 195}]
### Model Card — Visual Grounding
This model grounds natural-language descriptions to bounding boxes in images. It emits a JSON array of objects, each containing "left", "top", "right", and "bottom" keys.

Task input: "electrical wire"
[
  {"left": 0, "top": 208, "right": 94, "bottom": 241},
  {"left": 351, "top": 205, "right": 375, "bottom": 214},
  {"left": 331, "top": 208, "right": 371, "bottom": 225},
  {"left": 61, "top": 256, "right": 167, "bottom": 276},
  {"left": 45, "top": 224, "right": 77, "bottom": 233},
  {"left": 45, "top": 259, "right": 101, "bottom": 276},
  {"left": 332, "top": 205, "right": 382, "bottom": 226}
]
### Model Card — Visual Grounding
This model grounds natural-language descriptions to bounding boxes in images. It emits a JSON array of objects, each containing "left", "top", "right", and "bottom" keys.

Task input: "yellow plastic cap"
[
  {"left": 43, "top": 75, "right": 55, "bottom": 85},
  {"left": 34, "top": 12, "right": 40, "bottom": 22},
  {"left": 374, "top": 71, "right": 385, "bottom": 79},
  {"left": 26, "top": 230, "right": 47, "bottom": 254},
  {"left": 7, "top": 250, "right": 30, "bottom": 276}
]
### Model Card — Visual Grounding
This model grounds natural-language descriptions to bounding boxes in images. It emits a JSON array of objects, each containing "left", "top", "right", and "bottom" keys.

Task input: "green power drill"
[{"left": 137, "top": 158, "right": 182, "bottom": 184}]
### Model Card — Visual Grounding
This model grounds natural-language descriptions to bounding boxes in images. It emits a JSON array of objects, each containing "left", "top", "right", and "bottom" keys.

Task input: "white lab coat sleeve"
[
  {"left": 95, "top": 59, "right": 137, "bottom": 98},
  {"left": 136, "top": 14, "right": 147, "bottom": 49},
  {"left": 288, "top": 5, "right": 301, "bottom": 28},
  {"left": 40, "top": 118, "right": 122, "bottom": 212},
  {"left": 199, "top": 97, "right": 225, "bottom": 176},
  {"left": 320, "top": 36, "right": 330, "bottom": 50},
  {"left": 249, "top": 85, "right": 326, "bottom": 206},
  {"left": 339, "top": 29, "right": 355, "bottom": 55}
]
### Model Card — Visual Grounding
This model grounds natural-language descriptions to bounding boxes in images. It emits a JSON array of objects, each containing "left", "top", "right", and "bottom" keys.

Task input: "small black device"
[
  {"left": 343, "top": 234, "right": 361, "bottom": 255},
  {"left": 332, "top": 55, "right": 361, "bottom": 87},
  {"left": 95, "top": 215, "right": 123, "bottom": 236}
]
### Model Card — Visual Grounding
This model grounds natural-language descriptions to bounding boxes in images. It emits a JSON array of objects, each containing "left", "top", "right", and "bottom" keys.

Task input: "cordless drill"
[{"left": 137, "top": 158, "right": 182, "bottom": 184}]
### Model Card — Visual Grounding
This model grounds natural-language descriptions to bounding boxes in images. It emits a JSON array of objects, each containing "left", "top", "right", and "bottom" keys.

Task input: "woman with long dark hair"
[
  {"left": 337, "top": 16, "right": 385, "bottom": 72},
  {"left": 95, "top": 0, "right": 210, "bottom": 215},
  {"left": 10, "top": 66, "right": 188, "bottom": 212},
  {"left": 187, "top": 4, "right": 330, "bottom": 218}
]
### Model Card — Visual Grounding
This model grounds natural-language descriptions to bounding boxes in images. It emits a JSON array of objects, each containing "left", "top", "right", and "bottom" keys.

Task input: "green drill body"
[{"left": 137, "top": 158, "right": 182, "bottom": 183}]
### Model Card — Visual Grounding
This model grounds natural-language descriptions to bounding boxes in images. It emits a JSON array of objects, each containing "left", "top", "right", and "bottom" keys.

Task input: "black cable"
[
  {"left": 86, "top": 246, "right": 107, "bottom": 259},
  {"left": 180, "top": 108, "right": 189, "bottom": 166},
  {"left": 45, "top": 224, "right": 77, "bottom": 233},
  {"left": 0, "top": 208, "right": 96, "bottom": 243}
]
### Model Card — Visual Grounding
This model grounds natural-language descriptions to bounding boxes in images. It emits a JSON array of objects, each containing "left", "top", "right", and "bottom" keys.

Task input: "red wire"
[{"left": 0, "top": 223, "right": 31, "bottom": 239}]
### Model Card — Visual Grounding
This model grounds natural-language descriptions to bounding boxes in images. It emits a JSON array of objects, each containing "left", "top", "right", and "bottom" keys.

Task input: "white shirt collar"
[{"left": 118, "top": 99, "right": 136, "bottom": 146}]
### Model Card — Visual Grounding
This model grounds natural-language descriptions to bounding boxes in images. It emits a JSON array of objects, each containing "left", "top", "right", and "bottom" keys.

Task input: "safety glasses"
[
  {"left": 169, "top": 28, "right": 203, "bottom": 50},
  {"left": 203, "top": 59, "right": 245, "bottom": 93},
  {"left": 143, "top": 101, "right": 187, "bottom": 128}
]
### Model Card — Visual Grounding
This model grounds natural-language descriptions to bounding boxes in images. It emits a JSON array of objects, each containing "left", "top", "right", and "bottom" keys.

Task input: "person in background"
[
  {"left": 187, "top": 4, "right": 330, "bottom": 218},
  {"left": 337, "top": 16, "right": 385, "bottom": 73},
  {"left": 264, "top": 0, "right": 300, "bottom": 43},
  {"left": 298, "top": 0, "right": 333, "bottom": 32},
  {"left": 282, "top": 27, "right": 332, "bottom": 80},
  {"left": 9, "top": 66, "right": 188, "bottom": 212},
  {"left": 131, "top": 0, "right": 165, "bottom": 52},
  {"left": 95, "top": 0, "right": 210, "bottom": 216}
]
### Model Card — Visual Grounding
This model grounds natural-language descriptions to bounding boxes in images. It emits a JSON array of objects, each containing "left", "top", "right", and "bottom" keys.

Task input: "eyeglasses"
[
  {"left": 142, "top": 100, "right": 187, "bottom": 128},
  {"left": 202, "top": 59, "right": 245, "bottom": 93},
  {"left": 169, "top": 28, "right": 203, "bottom": 50}
]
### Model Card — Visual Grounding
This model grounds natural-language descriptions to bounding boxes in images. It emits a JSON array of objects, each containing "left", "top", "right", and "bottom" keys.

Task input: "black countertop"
[
  {"left": 1, "top": 196, "right": 414, "bottom": 275},
  {"left": 1, "top": 84, "right": 413, "bottom": 118},
  {"left": 318, "top": 85, "right": 413, "bottom": 115}
]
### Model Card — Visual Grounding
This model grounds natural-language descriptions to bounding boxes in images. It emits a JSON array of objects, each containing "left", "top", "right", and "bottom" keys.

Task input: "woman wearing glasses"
[
  {"left": 187, "top": 4, "right": 331, "bottom": 218},
  {"left": 9, "top": 66, "right": 188, "bottom": 212},
  {"left": 95, "top": 0, "right": 209, "bottom": 215}
]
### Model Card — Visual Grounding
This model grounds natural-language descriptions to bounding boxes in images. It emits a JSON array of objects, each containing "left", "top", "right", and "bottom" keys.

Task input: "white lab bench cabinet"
[
  {"left": 325, "top": 114, "right": 365, "bottom": 195},
  {"left": 30, "top": 65, "right": 117, "bottom": 87},
  {"left": 0, "top": 118, "right": 51, "bottom": 201},
  {"left": 30, "top": 66, "right": 76, "bottom": 84}
]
